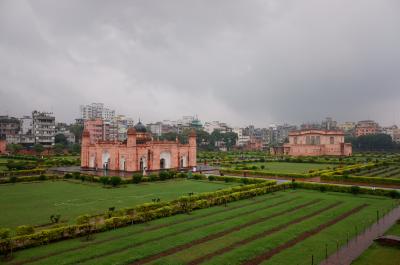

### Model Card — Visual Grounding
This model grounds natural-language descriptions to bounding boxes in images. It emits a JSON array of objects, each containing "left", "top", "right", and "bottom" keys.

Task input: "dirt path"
[
  {"left": 320, "top": 205, "right": 400, "bottom": 265},
  {"left": 188, "top": 201, "right": 343, "bottom": 265},
  {"left": 12, "top": 195, "right": 286, "bottom": 265},
  {"left": 128, "top": 199, "right": 322, "bottom": 265},
  {"left": 242, "top": 204, "right": 368, "bottom": 265}
]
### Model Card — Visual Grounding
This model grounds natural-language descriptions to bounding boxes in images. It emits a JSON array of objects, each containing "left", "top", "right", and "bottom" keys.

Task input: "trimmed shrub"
[
  {"left": 15, "top": 225, "right": 35, "bottom": 236},
  {"left": 159, "top": 171, "right": 169, "bottom": 181},
  {"left": 109, "top": 176, "right": 122, "bottom": 187},
  {"left": 132, "top": 173, "right": 143, "bottom": 184}
]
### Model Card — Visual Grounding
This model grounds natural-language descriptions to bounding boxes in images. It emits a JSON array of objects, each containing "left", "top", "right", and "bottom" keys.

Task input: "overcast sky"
[{"left": 1, "top": 0, "right": 400, "bottom": 127}]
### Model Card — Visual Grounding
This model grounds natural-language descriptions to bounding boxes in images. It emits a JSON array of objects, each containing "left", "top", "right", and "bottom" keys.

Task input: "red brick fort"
[{"left": 81, "top": 122, "right": 197, "bottom": 172}]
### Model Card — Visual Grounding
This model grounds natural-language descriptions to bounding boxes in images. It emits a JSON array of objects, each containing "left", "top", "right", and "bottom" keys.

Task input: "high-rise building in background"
[
  {"left": 80, "top": 103, "right": 115, "bottom": 121},
  {"left": 32, "top": 111, "right": 56, "bottom": 146},
  {"left": 0, "top": 116, "right": 20, "bottom": 144},
  {"left": 355, "top": 120, "right": 380, "bottom": 137}
]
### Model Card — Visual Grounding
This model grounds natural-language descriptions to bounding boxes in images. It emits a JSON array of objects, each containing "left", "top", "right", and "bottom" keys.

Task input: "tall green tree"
[{"left": 33, "top": 143, "right": 44, "bottom": 155}]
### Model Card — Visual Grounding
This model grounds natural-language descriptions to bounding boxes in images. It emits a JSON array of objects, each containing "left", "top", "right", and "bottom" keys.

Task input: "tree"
[
  {"left": 53, "top": 143, "right": 64, "bottom": 155},
  {"left": 68, "top": 143, "right": 81, "bottom": 154},
  {"left": 69, "top": 124, "right": 84, "bottom": 144},
  {"left": 33, "top": 144, "right": 44, "bottom": 155},
  {"left": 55, "top": 134, "right": 68, "bottom": 146},
  {"left": 6, "top": 144, "right": 23, "bottom": 155},
  {"left": 349, "top": 134, "right": 395, "bottom": 151}
]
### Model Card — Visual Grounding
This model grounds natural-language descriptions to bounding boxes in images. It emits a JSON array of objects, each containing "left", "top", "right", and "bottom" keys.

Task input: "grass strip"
[
  {"left": 241, "top": 203, "right": 369, "bottom": 265},
  {"left": 187, "top": 201, "right": 343, "bottom": 265},
  {"left": 64, "top": 197, "right": 299, "bottom": 264},
  {"left": 128, "top": 199, "right": 322, "bottom": 265}
]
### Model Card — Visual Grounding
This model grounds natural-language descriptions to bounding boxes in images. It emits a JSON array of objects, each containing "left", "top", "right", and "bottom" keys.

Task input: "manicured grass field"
[
  {"left": 1, "top": 189, "right": 394, "bottom": 265},
  {"left": 0, "top": 179, "right": 237, "bottom": 229},
  {"left": 352, "top": 222, "right": 400, "bottom": 265},
  {"left": 247, "top": 162, "right": 333, "bottom": 173}
]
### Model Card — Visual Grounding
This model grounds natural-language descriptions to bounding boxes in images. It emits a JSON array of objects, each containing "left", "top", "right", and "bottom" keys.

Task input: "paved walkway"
[{"left": 320, "top": 205, "right": 400, "bottom": 265}]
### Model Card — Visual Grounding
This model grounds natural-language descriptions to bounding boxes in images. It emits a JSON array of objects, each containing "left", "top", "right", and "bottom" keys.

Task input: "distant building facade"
[
  {"left": 0, "top": 139, "right": 6, "bottom": 154},
  {"left": 282, "top": 130, "right": 352, "bottom": 156},
  {"left": 338, "top": 122, "right": 356, "bottom": 133},
  {"left": 32, "top": 111, "right": 56, "bottom": 146},
  {"left": 0, "top": 116, "right": 20, "bottom": 140},
  {"left": 80, "top": 103, "right": 115, "bottom": 121},
  {"left": 81, "top": 122, "right": 197, "bottom": 172},
  {"left": 355, "top": 120, "right": 379, "bottom": 137}
]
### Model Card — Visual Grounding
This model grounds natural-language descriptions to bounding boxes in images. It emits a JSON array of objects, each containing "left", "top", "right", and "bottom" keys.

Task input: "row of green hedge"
[
  {"left": 220, "top": 168, "right": 309, "bottom": 178},
  {"left": 0, "top": 168, "right": 47, "bottom": 177},
  {"left": 0, "top": 174, "right": 59, "bottom": 184},
  {"left": 295, "top": 182, "right": 400, "bottom": 198},
  {"left": 321, "top": 174, "right": 400, "bottom": 186}
]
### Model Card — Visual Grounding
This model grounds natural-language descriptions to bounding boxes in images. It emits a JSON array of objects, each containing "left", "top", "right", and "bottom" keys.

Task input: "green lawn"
[
  {"left": 249, "top": 162, "right": 334, "bottom": 173},
  {"left": 352, "top": 222, "right": 400, "bottom": 265},
  {"left": 0, "top": 179, "right": 237, "bottom": 229},
  {"left": 1, "top": 189, "right": 394, "bottom": 265}
]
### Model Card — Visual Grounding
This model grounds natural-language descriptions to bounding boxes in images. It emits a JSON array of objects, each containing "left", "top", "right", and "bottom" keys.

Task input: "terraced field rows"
[
  {"left": 355, "top": 165, "right": 400, "bottom": 179},
  {"left": 1, "top": 190, "right": 394, "bottom": 265}
]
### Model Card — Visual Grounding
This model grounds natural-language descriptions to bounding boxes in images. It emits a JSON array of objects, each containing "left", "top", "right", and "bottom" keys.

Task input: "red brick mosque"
[{"left": 81, "top": 121, "right": 197, "bottom": 172}]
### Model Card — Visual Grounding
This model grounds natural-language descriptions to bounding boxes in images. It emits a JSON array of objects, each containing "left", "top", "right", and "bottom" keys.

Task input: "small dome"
[{"left": 134, "top": 121, "right": 147, "bottom": 133}]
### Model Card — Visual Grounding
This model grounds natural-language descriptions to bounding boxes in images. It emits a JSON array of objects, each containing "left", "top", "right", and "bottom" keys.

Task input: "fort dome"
[{"left": 134, "top": 121, "right": 147, "bottom": 133}]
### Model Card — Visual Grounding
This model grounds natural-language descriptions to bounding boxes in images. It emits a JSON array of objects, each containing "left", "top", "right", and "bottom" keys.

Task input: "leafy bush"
[
  {"left": 76, "top": 214, "right": 91, "bottom": 225},
  {"left": 110, "top": 176, "right": 122, "bottom": 187},
  {"left": 159, "top": 171, "right": 169, "bottom": 181},
  {"left": 0, "top": 228, "right": 10, "bottom": 239},
  {"left": 148, "top": 174, "right": 158, "bottom": 182},
  {"left": 15, "top": 225, "right": 35, "bottom": 236},
  {"left": 9, "top": 176, "right": 17, "bottom": 183},
  {"left": 99, "top": 176, "right": 109, "bottom": 186},
  {"left": 132, "top": 173, "right": 143, "bottom": 184},
  {"left": 64, "top": 173, "right": 73, "bottom": 179}
]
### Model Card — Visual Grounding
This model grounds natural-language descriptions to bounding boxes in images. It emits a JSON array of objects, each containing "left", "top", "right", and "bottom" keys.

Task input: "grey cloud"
[{"left": 0, "top": 0, "right": 399, "bottom": 126}]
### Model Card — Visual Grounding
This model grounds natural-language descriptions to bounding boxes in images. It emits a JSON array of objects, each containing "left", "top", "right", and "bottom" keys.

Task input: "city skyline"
[{"left": 1, "top": 0, "right": 400, "bottom": 126}]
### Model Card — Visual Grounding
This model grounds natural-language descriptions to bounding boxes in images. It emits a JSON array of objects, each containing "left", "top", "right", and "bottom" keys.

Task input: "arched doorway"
[
  {"left": 119, "top": 156, "right": 126, "bottom": 171},
  {"left": 180, "top": 155, "right": 187, "bottom": 168},
  {"left": 102, "top": 151, "right": 110, "bottom": 170},
  {"left": 160, "top": 158, "right": 166, "bottom": 169},
  {"left": 139, "top": 157, "right": 147, "bottom": 171},
  {"left": 89, "top": 155, "right": 95, "bottom": 168},
  {"left": 160, "top": 152, "right": 171, "bottom": 169}
]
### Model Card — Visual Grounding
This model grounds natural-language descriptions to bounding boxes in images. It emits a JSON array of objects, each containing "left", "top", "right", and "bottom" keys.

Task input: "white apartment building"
[{"left": 80, "top": 103, "right": 115, "bottom": 121}]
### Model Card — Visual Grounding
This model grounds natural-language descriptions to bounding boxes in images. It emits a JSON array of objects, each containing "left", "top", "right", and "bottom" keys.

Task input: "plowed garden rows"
[
  {"left": 128, "top": 199, "right": 323, "bottom": 265},
  {"left": 11, "top": 193, "right": 290, "bottom": 265},
  {"left": 242, "top": 204, "right": 368, "bottom": 265},
  {"left": 187, "top": 201, "right": 343, "bottom": 265},
  {"left": 64, "top": 197, "right": 302, "bottom": 265},
  {"left": 125, "top": 201, "right": 372, "bottom": 265},
  {"left": 27, "top": 197, "right": 316, "bottom": 265}
]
